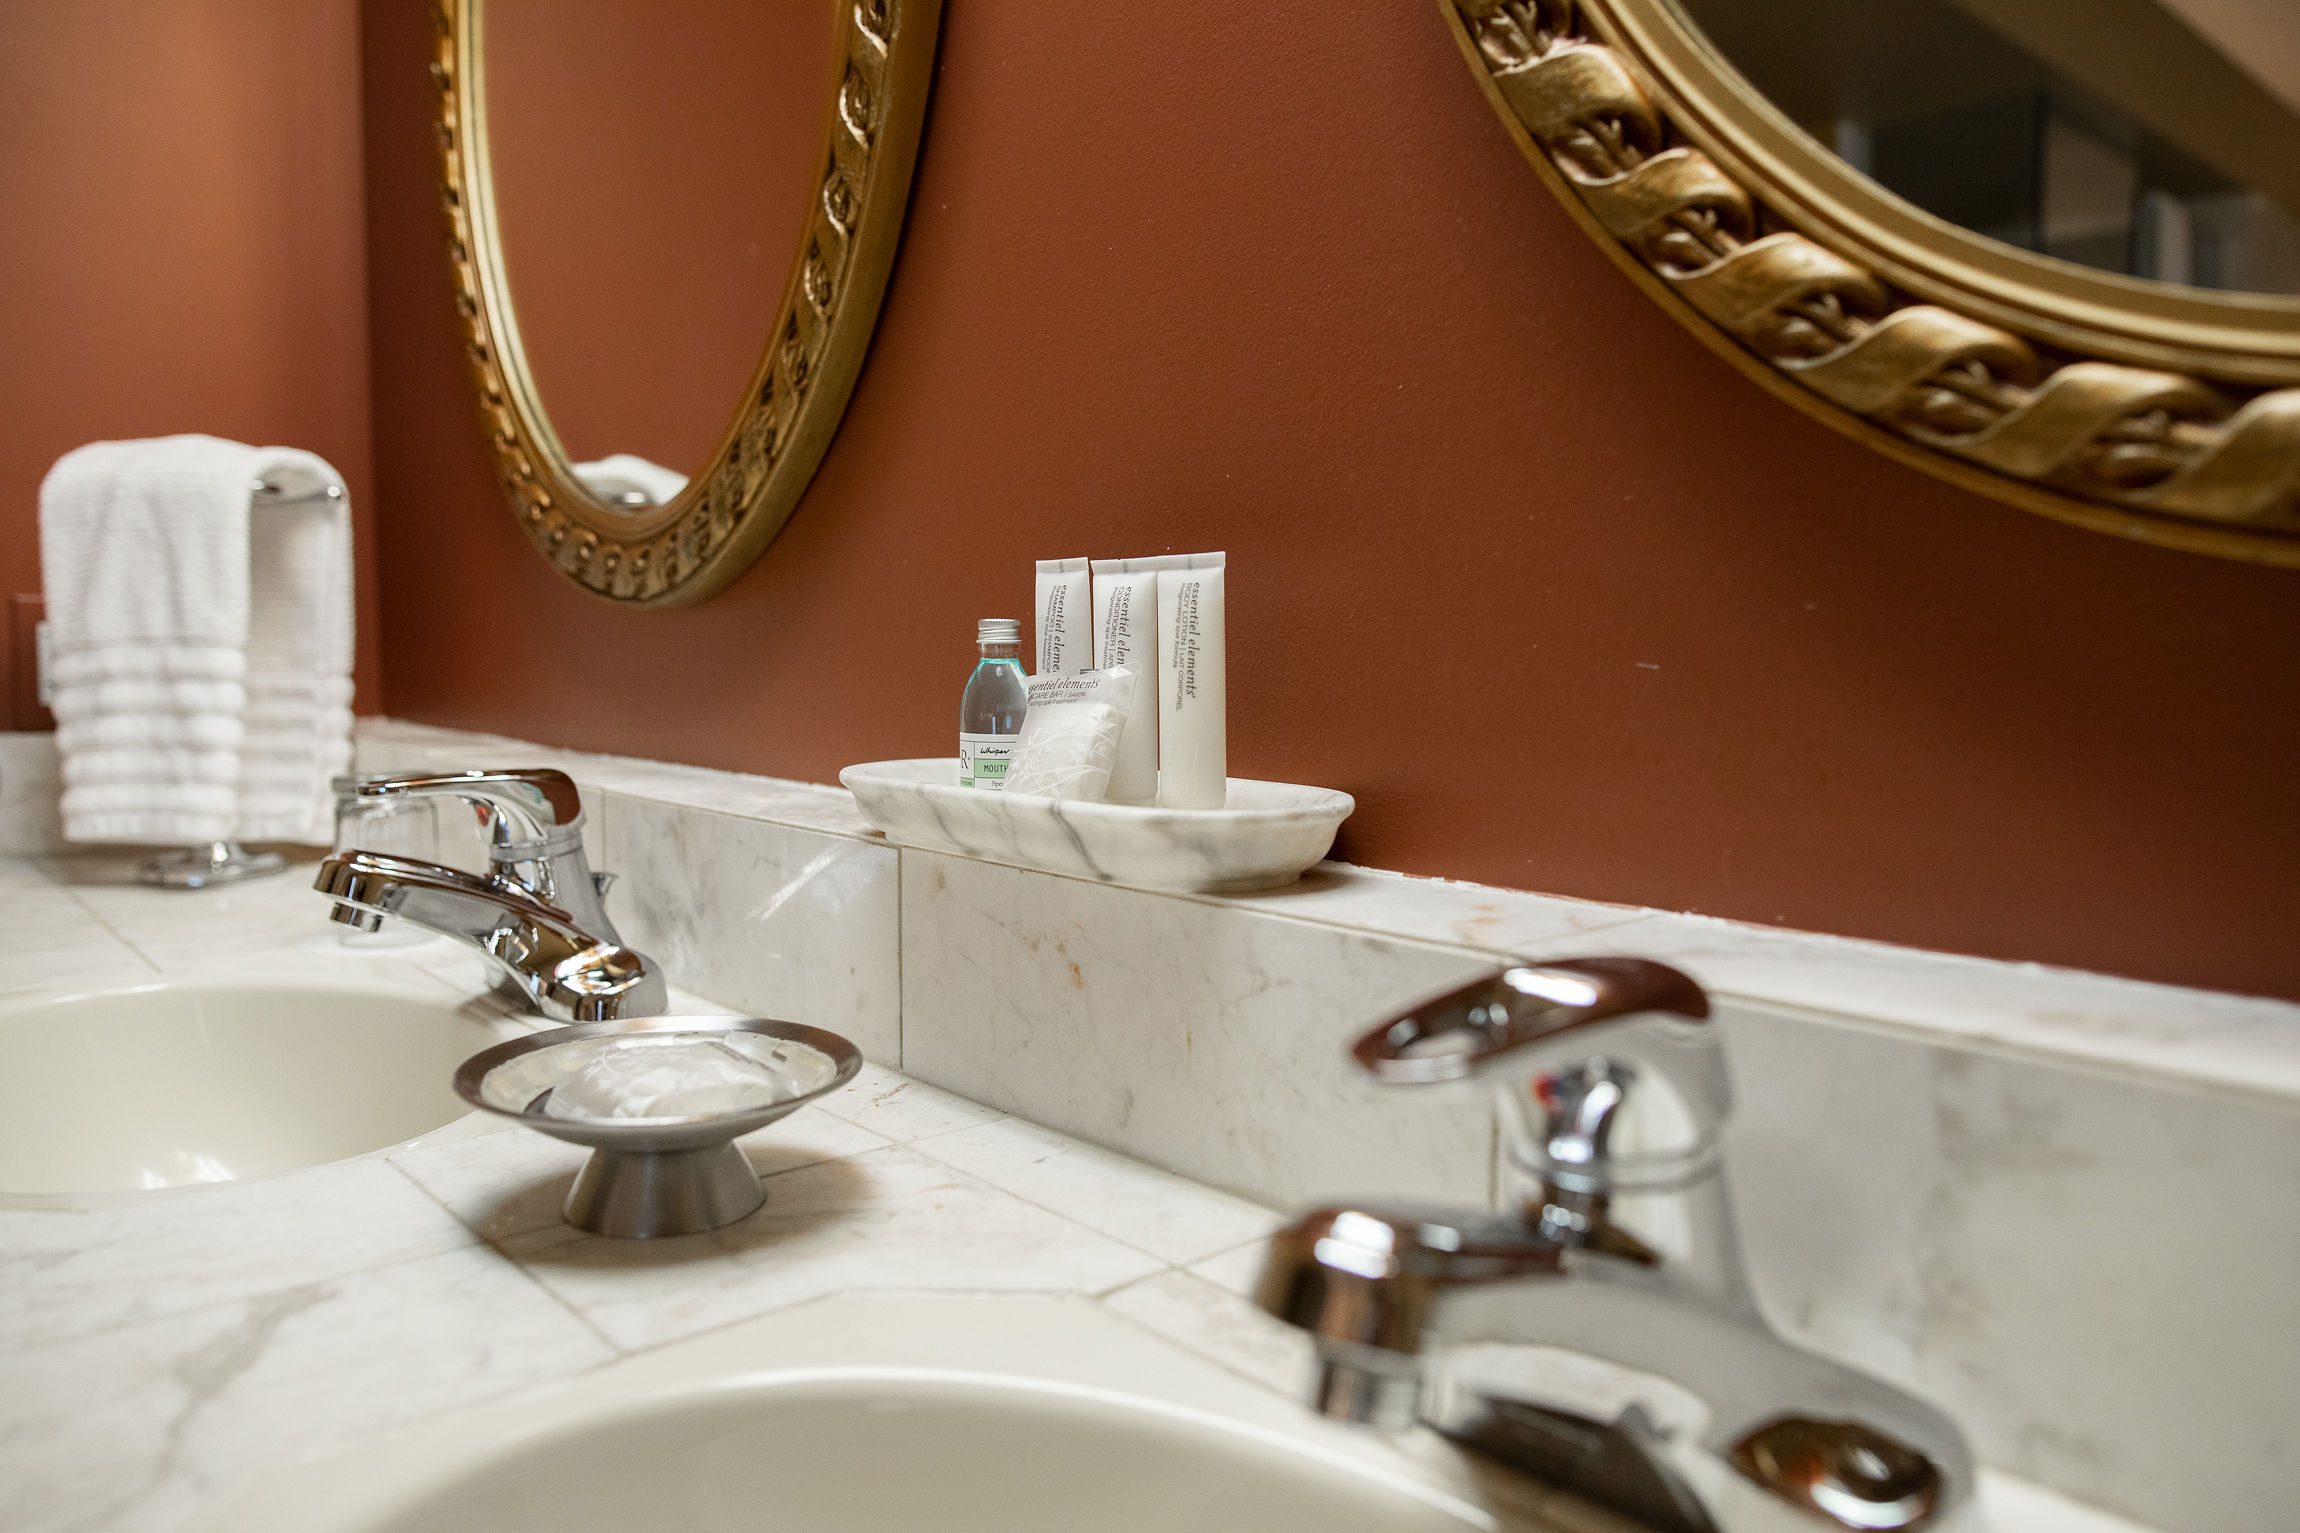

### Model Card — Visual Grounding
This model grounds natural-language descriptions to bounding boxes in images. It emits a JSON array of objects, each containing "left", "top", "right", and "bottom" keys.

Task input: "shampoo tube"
[
  {"left": 1034, "top": 558, "right": 1092, "bottom": 675},
  {"left": 1155, "top": 552, "right": 1226, "bottom": 809},
  {"left": 1089, "top": 556, "right": 1169, "bottom": 804}
]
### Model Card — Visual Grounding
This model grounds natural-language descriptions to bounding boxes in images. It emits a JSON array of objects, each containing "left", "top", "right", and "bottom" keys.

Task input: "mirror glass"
[
  {"left": 1668, "top": 0, "right": 2300, "bottom": 296},
  {"left": 481, "top": 1, "right": 841, "bottom": 509}
]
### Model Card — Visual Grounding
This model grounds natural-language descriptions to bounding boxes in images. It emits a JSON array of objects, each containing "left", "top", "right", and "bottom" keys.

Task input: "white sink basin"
[
  {"left": 352, "top": 1372, "right": 1487, "bottom": 1533},
  {"left": 0, "top": 978, "right": 521, "bottom": 1196},
  {"left": 204, "top": 1295, "right": 1514, "bottom": 1533}
]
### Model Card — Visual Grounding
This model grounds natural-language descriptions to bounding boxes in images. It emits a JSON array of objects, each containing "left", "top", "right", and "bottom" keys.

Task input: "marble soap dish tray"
[{"left": 839, "top": 758, "right": 1353, "bottom": 894}]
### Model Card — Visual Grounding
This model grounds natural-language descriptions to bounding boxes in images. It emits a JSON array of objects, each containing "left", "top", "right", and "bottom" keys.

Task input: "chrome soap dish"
[{"left": 454, "top": 1016, "right": 861, "bottom": 1239}]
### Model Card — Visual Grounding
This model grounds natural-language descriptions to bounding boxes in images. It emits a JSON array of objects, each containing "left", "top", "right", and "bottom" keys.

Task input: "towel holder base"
[{"left": 139, "top": 841, "right": 289, "bottom": 890}]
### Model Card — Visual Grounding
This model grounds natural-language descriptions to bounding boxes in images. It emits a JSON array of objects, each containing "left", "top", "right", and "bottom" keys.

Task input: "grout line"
[
  {"left": 1187, "top": 1234, "right": 1272, "bottom": 1281},
  {"left": 1093, "top": 1284, "right": 1303, "bottom": 1403},
  {"left": 382, "top": 1156, "right": 627, "bottom": 1356},
  {"left": 893, "top": 1138, "right": 1178, "bottom": 1267},
  {"left": 899, "top": 1130, "right": 1257, "bottom": 1272},
  {"left": 48, "top": 877, "right": 164, "bottom": 975}
]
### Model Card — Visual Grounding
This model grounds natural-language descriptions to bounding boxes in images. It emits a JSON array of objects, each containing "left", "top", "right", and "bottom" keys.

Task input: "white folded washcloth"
[
  {"left": 573, "top": 453, "right": 689, "bottom": 510},
  {"left": 38, "top": 434, "right": 355, "bottom": 846}
]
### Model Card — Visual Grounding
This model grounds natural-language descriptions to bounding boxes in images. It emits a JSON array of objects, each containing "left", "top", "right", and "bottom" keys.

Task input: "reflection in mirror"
[
  {"left": 1668, "top": 0, "right": 2300, "bottom": 295},
  {"left": 481, "top": 1, "right": 841, "bottom": 508}
]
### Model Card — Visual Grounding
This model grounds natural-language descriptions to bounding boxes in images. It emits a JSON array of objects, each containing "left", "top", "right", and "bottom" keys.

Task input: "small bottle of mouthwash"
[{"left": 960, "top": 618, "right": 1027, "bottom": 790}]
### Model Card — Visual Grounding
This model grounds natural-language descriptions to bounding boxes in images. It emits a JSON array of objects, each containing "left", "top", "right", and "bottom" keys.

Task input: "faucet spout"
[{"left": 315, "top": 850, "right": 665, "bottom": 1022}]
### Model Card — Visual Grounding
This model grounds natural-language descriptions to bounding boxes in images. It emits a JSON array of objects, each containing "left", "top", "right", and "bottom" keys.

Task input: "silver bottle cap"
[{"left": 978, "top": 618, "right": 1021, "bottom": 644}]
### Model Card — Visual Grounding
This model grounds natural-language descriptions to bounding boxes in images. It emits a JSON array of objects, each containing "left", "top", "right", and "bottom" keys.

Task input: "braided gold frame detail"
[{"left": 1446, "top": 0, "right": 2300, "bottom": 567}]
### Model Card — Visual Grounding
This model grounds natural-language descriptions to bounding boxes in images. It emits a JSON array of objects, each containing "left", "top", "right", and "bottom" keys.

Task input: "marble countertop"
[{"left": 0, "top": 852, "right": 2146, "bottom": 1533}]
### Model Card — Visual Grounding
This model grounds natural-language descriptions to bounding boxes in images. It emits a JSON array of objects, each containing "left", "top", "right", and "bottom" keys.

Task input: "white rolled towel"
[{"left": 38, "top": 434, "right": 354, "bottom": 846}]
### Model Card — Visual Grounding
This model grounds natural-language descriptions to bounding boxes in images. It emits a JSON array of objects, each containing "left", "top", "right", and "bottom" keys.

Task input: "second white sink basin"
[
  {"left": 353, "top": 1372, "right": 1489, "bottom": 1533},
  {"left": 0, "top": 978, "right": 522, "bottom": 1197},
  {"left": 203, "top": 1295, "right": 1511, "bottom": 1533}
]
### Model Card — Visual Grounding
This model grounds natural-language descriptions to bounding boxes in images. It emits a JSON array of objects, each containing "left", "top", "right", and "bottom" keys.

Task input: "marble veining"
[
  {"left": 1720, "top": 999, "right": 2300, "bottom": 1530},
  {"left": 842, "top": 757, "right": 1353, "bottom": 894},
  {"left": 0, "top": 1245, "right": 613, "bottom": 1533},
  {"left": 0, "top": 866, "right": 1330, "bottom": 1531},
  {"left": 899, "top": 844, "right": 2300, "bottom": 1532},
  {"left": 2, "top": 715, "right": 2274, "bottom": 1532},
  {"left": 900, "top": 849, "right": 1503, "bottom": 1210},
  {"left": 361, "top": 718, "right": 2300, "bottom": 1110},
  {"left": 0, "top": 1156, "right": 473, "bottom": 1353},
  {"left": 598, "top": 790, "right": 901, "bottom": 1064}
]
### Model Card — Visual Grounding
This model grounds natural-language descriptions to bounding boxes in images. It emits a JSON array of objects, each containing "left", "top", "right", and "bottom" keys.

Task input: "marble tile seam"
[
  {"left": 34, "top": 858, "right": 163, "bottom": 975},
  {"left": 378, "top": 1156, "right": 627, "bottom": 1359},
  {"left": 1098, "top": 1270, "right": 1298, "bottom": 1401},
  {"left": 380, "top": 1123, "right": 1189, "bottom": 1355},
  {"left": 899, "top": 1123, "right": 1280, "bottom": 1272},
  {"left": 884, "top": 1145, "right": 1191, "bottom": 1278}
]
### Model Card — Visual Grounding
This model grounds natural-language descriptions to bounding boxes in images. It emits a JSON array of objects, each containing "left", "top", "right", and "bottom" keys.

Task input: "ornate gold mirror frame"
[
  {"left": 433, "top": 0, "right": 941, "bottom": 605},
  {"left": 1444, "top": 0, "right": 2300, "bottom": 567}
]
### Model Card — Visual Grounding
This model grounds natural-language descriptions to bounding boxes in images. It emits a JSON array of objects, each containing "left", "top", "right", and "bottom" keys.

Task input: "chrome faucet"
[
  {"left": 314, "top": 769, "right": 666, "bottom": 1023},
  {"left": 1256, "top": 959, "right": 1980, "bottom": 1532}
]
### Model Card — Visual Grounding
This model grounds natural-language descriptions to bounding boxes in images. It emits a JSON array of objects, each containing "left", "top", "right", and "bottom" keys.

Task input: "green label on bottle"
[{"left": 959, "top": 733, "right": 1017, "bottom": 790}]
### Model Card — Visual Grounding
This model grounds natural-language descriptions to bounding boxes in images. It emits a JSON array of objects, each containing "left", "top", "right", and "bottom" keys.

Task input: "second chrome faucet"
[
  {"left": 314, "top": 769, "right": 666, "bottom": 1023},
  {"left": 1256, "top": 957, "right": 1979, "bottom": 1533}
]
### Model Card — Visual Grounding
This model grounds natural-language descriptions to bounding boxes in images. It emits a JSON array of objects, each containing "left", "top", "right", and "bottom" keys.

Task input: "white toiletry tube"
[
  {"left": 1155, "top": 552, "right": 1226, "bottom": 809},
  {"left": 1034, "top": 558, "right": 1092, "bottom": 675},
  {"left": 1090, "top": 556, "right": 1170, "bottom": 804}
]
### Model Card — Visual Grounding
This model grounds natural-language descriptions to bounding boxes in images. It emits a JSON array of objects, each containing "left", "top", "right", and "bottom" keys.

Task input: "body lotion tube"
[
  {"left": 1034, "top": 558, "right": 1092, "bottom": 675},
  {"left": 1090, "top": 556, "right": 1167, "bottom": 804},
  {"left": 1155, "top": 552, "right": 1226, "bottom": 809}
]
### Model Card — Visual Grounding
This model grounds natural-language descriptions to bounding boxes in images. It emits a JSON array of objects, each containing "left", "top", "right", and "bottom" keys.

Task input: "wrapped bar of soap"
[
  {"left": 1003, "top": 666, "right": 1138, "bottom": 801},
  {"left": 542, "top": 1036, "right": 799, "bottom": 1122}
]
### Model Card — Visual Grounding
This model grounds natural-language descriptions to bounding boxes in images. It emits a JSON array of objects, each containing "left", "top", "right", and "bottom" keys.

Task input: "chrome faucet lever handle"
[
  {"left": 334, "top": 769, "right": 585, "bottom": 856},
  {"left": 1354, "top": 959, "right": 1727, "bottom": 1192},
  {"left": 1352, "top": 958, "right": 1709, "bottom": 1084},
  {"left": 315, "top": 849, "right": 664, "bottom": 1021}
]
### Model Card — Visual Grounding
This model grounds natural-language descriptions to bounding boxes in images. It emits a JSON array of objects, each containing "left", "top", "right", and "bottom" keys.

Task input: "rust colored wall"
[
  {"left": 482, "top": 0, "right": 838, "bottom": 472},
  {"left": 358, "top": 1, "right": 2300, "bottom": 998},
  {"left": 0, "top": 0, "right": 381, "bottom": 710}
]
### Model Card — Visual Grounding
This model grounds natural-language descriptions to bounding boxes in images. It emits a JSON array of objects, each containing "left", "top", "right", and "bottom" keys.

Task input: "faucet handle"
[
  {"left": 335, "top": 769, "right": 585, "bottom": 856},
  {"left": 1353, "top": 958, "right": 1708, "bottom": 1084},
  {"left": 1356, "top": 958, "right": 1728, "bottom": 1193}
]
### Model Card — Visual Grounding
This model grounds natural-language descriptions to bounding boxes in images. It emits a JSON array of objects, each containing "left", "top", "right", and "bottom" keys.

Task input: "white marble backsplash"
[
  {"left": 598, "top": 790, "right": 902, "bottom": 1065},
  {"left": 0, "top": 732, "right": 64, "bottom": 855},
  {"left": 9, "top": 719, "right": 2293, "bottom": 1531}
]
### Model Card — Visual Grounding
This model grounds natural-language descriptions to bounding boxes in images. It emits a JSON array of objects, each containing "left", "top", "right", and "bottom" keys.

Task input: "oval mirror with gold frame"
[
  {"left": 433, "top": 0, "right": 941, "bottom": 606},
  {"left": 1443, "top": 0, "right": 2300, "bottom": 567}
]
